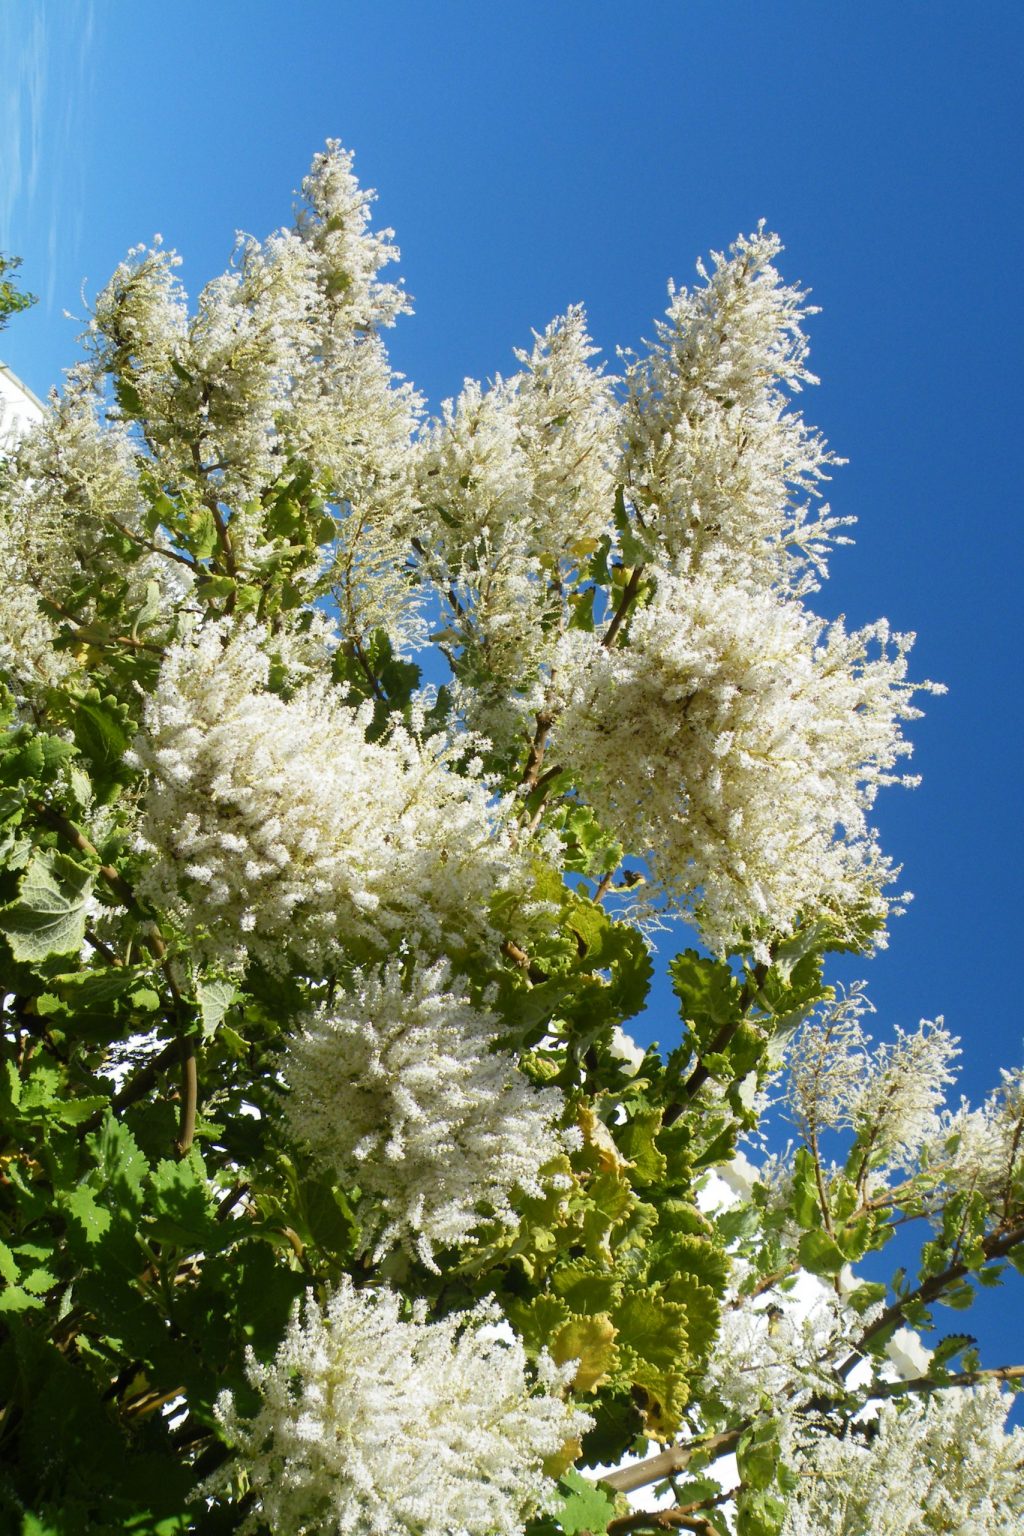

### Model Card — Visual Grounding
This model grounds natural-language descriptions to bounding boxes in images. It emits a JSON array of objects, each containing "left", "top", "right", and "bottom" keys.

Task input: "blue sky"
[{"left": 2, "top": 1, "right": 1023, "bottom": 1366}]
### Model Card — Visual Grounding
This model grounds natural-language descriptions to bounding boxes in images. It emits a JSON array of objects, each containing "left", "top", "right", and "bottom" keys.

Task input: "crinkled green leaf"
[
  {"left": 0, "top": 850, "right": 94, "bottom": 962},
  {"left": 196, "top": 976, "right": 239, "bottom": 1039},
  {"left": 553, "top": 1470, "right": 616, "bottom": 1536},
  {"left": 797, "top": 1229, "right": 845, "bottom": 1277}
]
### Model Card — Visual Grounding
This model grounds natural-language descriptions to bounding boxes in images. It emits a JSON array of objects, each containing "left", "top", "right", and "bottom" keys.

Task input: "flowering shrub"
[{"left": 0, "top": 144, "right": 1020, "bottom": 1536}]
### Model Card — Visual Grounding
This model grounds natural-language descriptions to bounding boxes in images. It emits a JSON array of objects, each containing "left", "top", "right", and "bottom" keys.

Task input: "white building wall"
[{"left": 0, "top": 362, "right": 45, "bottom": 449}]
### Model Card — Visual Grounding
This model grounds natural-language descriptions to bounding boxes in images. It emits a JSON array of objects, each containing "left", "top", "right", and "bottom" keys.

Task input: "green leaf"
[
  {"left": 551, "top": 1263, "right": 621, "bottom": 1316},
  {"left": 737, "top": 1488, "right": 787, "bottom": 1536},
  {"left": 62, "top": 1185, "right": 112, "bottom": 1244},
  {"left": 507, "top": 1294, "right": 571, "bottom": 1353},
  {"left": 67, "top": 692, "right": 133, "bottom": 781},
  {"left": 670, "top": 949, "right": 743, "bottom": 1062},
  {"left": 196, "top": 977, "right": 239, "bottom": 1039},
  {"left": 797, "top": 1229, "right": 845, "bottom": 1277},
  {"left": 53, "top": 1095, "right": 109, "bottom": 1126},
  {"left": 20, "top": 1266, "right": 58, "bottom": 1296},
  {"left": 790, "top": 1147, "right": 822, "bottom": 1230},
  {"left": 553, "top": 1470, "right": 616, "bottom": 1536},
  {"left": 738, "top": 1420, "right": 781, "bottom": 1491},
  {"left": 613, "top": 1287, "right": 690, "bottom": 1415},
  {"left": 617, "top": 1108, "right": 667, "bottom": 1185},
  {"left": 147, "top": 1155, "right": 218, "bottom": 1250},
  {"left": 0, "top": 850, "right": 94, "bottom": 962},
  {"left": 87, "top": 1115, "right": 149, "bottom": 1213},
  {"left": 0, "top": 1239, "right": 19, "bottom": 1284},
  {"left": 0, "top": 1285, "right": 45, "bottom": 1313}
]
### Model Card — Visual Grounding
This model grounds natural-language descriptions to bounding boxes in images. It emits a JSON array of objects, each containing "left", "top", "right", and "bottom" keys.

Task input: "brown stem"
[
  {"left": 501, "top": 938, "right": 531, "bottom": 971},
  {"left": 175, "top": 1038, "right": 197, "bottom": 1157},
  {"left": 603, "top": 565, "right": 645, "bottom": 649},
  {"left": 346, "top": 638, "right": 387, "bottom": 703},
  {"left": 40, "top": 597, "right": 164, "bottom": 654},
  {"left": 106, "top": 512, "right": 198, "bottom": 572},
  {"left": 840, "top": 1219, "right": 1024, "bottom": 1376},
  {"left": 31, "top": 802, "right": 137, "bottom": 909},
  {"left": 608, "top": 1514, "right": 716, "bottom": 1536},
  {"left": 191, "top": 436, "right": 237, "bottom": 580},
  {"left": 525, "top": 764, "right": 566, "bottom": 834},
  {"left": 216, "top": 1180, "right": 250, "bottom": 1221},
  {"left": 808, "top": 1128, "right": 837, "bottom": 1238},
  {"left": 84, "top": 928, "right": 123, "bottom": 968},
  {"left": 873, "top": 1362, "right": 1024, "bottom": 1399},
  {"left": 79, "top": 1038, "right": 183, "bottom": 1136},
  {"left": 500, "top": 937, "right": 548, "bottom": 985},
  {"left": 593, "top": 869, "right": 616, "bottom": 903},
  {"left": 598, "top": 1428, "right": 742, "bottom": 1494},
  {"left": 520, "top": 711, "right": 554, "bottom": 792}
]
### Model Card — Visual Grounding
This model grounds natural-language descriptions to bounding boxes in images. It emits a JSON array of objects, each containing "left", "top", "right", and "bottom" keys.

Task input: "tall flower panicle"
[
  {"left": 706, "top": 1272, "right": 872, "bottom": 1418},
  {"left": 785, "top": 984, "right": 876, "bottom": 1141},
  {"left": 87, "top": 143, "right": 422, "bottom": 655},
  {"left": 786, "top": 988, "right": 960, "bottom": 1175},
  {"left": 552, "top": 570, "right": 938, "bottom": 957},
  {"left": 283, "top": 957, "right": 574, "bottom": 1267},
  {"left": 623, "top": 226, "right": 850, "bottom": 594},
  {"left": 779, "top": 1384, "right": 1024, "bottom": 1535},
  {"left": 130, "top": 621, "right": 530, "bottom": 972},
  {"left": 926, "top": 1066, "right": 1024, "bottom": 1216},
  {"left": 413, "top": 308, "right": 619, "bottom": 736},
  {"left": 208, "top": 1281, "right": 590, "bottom": 1536},
  {"left": 0, "top": 377, "right": 191, "bottom": 699},
  {"left": 512, "top": 305, "right": 620, "bottom": 563}
]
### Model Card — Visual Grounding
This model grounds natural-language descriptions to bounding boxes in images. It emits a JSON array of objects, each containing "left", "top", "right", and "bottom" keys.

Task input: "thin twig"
[
  {"left": 603, "top": 565, "right": 645, "bottom": 649},
  {"left": 840, "top": 1219, "right": 1024, "bottom": 1377},
  {"left": 84, "top": 928, "right": 123, "bottom": 968},
  {"left": 31, "top": 802, "right": 137, "bottom": 908},
  {"left": 41, "top": 597, "right": 164, "bottom": 654},
  {"left": 520, "top": 711, "right": 554, "bottom": 791},
  {"left": 78, "top": 1038, "right": 182, "bottom": 1136},
  {"left": 215, "top": 1180, "right": 250, "bottom": 1221}
]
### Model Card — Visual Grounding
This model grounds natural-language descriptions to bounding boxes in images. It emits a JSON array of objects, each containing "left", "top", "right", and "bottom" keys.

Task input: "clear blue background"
[{"left": 2, "top": 1, "right": 1022, "bottom": 1374}]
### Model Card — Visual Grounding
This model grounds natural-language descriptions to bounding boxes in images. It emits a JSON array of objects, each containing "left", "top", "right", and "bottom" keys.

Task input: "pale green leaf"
[{"left": 0, "top": 849, "right": 94, "bottom": 961}]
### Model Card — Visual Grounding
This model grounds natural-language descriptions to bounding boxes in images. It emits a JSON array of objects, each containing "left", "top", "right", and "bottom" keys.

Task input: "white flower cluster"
[
  {"left": 780, "top": 1384, "right": 1024, "bottom": 1535},
  {"left": 927, "top": 1066, "right": 1024, "bottom": 1216},
  {"left": 0, "top": 380, "right": 189, "bottom": 698},
  {"left": 624, "top": 226, "right": 850, "bottom": 595},
  {"left": 130, "top": 621, "right": 529, "bottom": 972},
  {"left": 705, "top": 1270, "right": 870, "bottom": 1417},
  {"left": 90, "top": 143, "right": 422, "bottom": 654},
  {"left": 414, "top": 307, "right": 619, "bottom": 732},
  {"left": 786, "top": 987, "right": 960, "bottom": 1174},
  {"left": 283, "top": 958, "right": 573, "bottom": 1267},
  {"left": 553, "top": 570, "right": 934, "bottom": 955},
  {"left": 209, "top": 1281, "right": 590, "bottom": 1536}
]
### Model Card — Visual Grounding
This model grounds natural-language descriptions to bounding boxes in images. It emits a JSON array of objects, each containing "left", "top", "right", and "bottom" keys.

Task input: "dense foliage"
[
  {"left": 0, "top": 254, "right": 34, "bottom": 332},
  {"left": 0, "top": 146, "right": 1021, "bottom": 1535}
]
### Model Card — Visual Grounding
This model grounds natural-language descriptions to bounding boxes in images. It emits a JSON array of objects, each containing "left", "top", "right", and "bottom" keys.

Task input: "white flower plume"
[
  {"left": 780, "top": 1384, "right": 1024, "bottom": 1536},
  {"left": 283, "top": 957, "right": 574, "bottom": 1266},
  {"left": 624, "top": 225, "right": 850, "bottom": 594},
  {"left": 553, "top": 570, "right": 939, "bottom": 956},
  {"left": 927, "top": 1065, "right": 1024, "bottom": 1217},
  {"left": 208, "top": 1281, "right": 591, "bottom": 1536},
  {"left": 786, "top": 987, "right": 960, "bottom": 1173},
  {"left": 131, "top": 621, "right": 530, "bottom": 972}
]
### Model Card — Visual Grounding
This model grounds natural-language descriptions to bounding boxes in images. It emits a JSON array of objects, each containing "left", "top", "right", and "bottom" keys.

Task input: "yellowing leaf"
[{"left": 552, "top": 1311, "right": 619, "bottom": 1392}]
